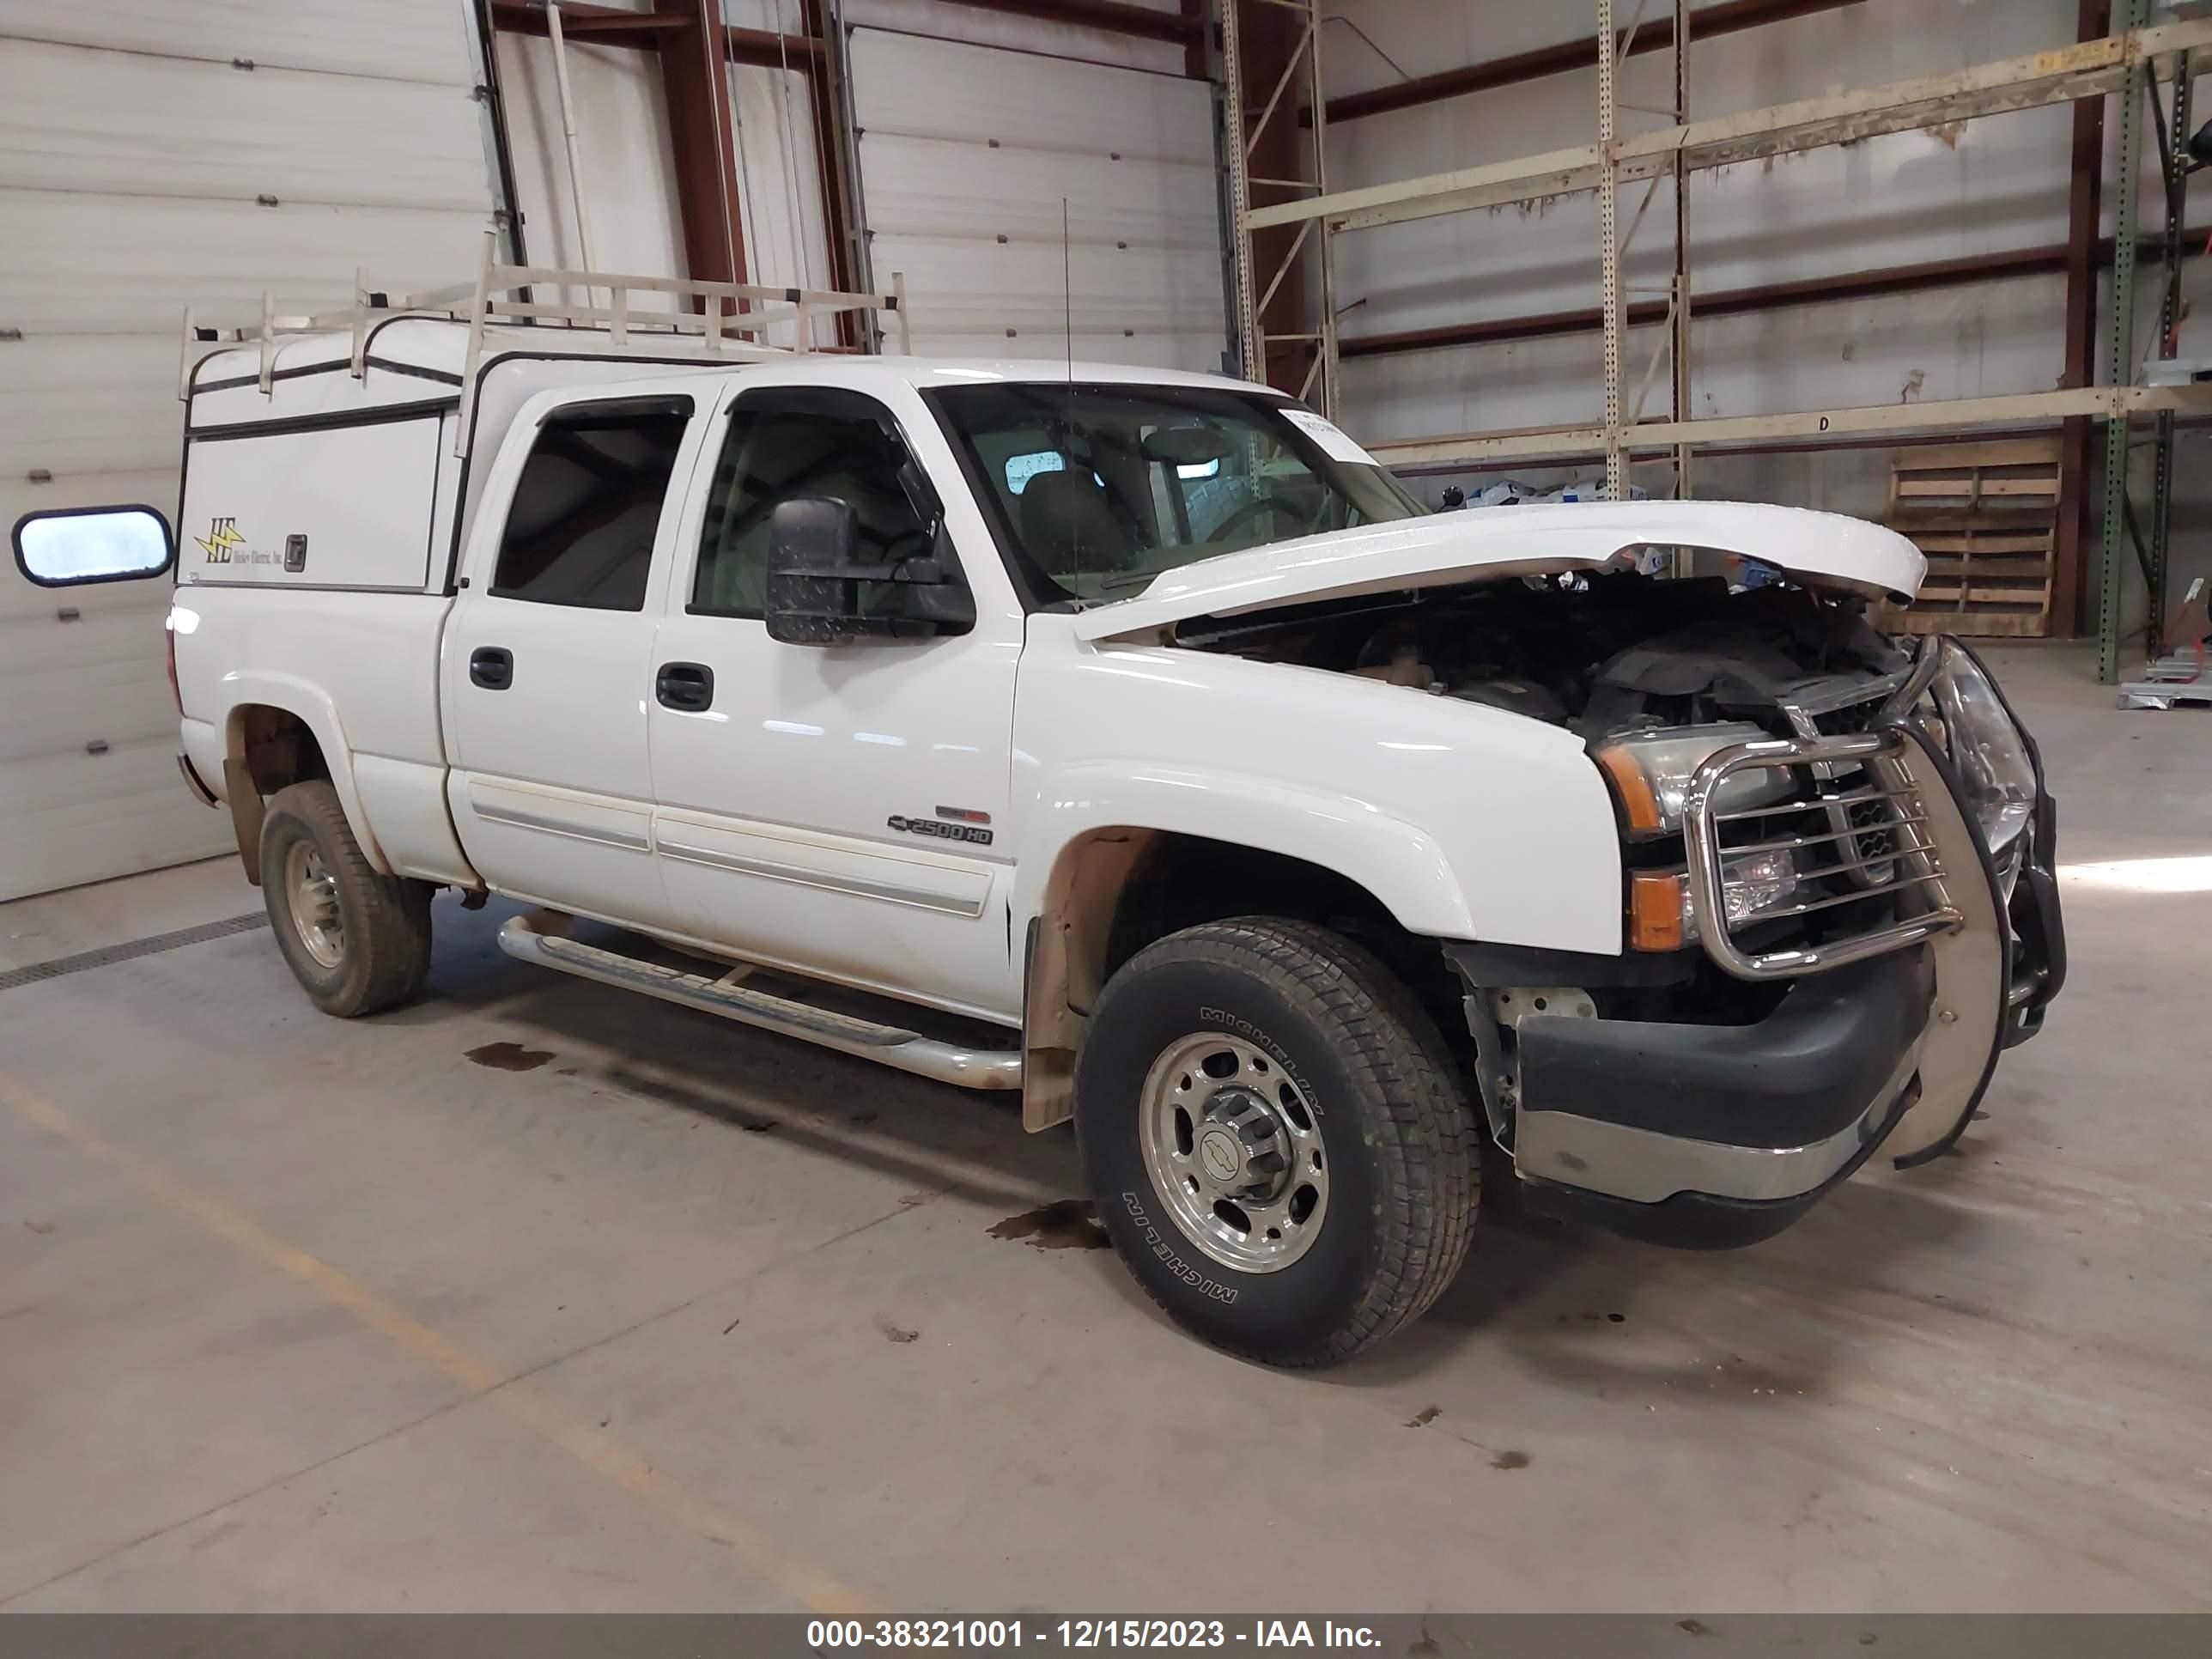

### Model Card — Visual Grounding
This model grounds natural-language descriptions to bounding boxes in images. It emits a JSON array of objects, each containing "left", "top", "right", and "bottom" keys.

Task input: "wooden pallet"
[{"left": 1876, "top": 439, "right": 2059, "bottom": 637}]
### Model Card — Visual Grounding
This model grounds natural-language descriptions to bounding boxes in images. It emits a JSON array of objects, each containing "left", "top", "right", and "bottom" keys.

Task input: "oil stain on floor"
[
  {"left": 466, "top": 1041, "right": 556, "bottom": 1073},
  {"left": 988, "top": 1199, "right": 1110, "bottom": 1250}
]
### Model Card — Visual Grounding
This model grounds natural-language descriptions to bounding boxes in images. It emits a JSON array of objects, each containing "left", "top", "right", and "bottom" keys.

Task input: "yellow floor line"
[{"left": 3, "top": 1077, "right": 875, "bottom": 1615}]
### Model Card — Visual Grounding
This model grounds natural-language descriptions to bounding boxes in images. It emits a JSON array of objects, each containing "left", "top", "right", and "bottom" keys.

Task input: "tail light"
[{"left": 164, "top": 612, "right": 183, "bottom": 712}]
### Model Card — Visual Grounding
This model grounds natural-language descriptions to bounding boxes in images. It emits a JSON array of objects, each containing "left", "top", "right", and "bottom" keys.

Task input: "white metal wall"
[
  {"left": 496, "top": 26, "right": 689, "bottom": 295},
  {"left": 0, "top": 0, "right": 499, "bottom": 900},
  {"left": 499, "top": 3, "right": 1224, "bottom": 361},
  {"left": 728, "top": 61, "right": 836, "bottom": 346},
  {"left": 499, "top": 11, "right": 833, "bottom": 346},
  {"left": 848, "top": 26, "right": 1228, "bottom": 372}
]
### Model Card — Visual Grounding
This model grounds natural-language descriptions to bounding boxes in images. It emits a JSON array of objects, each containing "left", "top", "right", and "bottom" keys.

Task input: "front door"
[
  {"left": 646, "top": 380, "right": 1022, "bottom": 1024},
  {"left": 442, "top": 392, "right": 700, "bottom": 928}
]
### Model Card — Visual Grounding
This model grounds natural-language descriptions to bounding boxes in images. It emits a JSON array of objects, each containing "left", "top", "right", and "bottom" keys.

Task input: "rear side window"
[{"left": 491, "top": 398, "right": 692, "bottom": 610}]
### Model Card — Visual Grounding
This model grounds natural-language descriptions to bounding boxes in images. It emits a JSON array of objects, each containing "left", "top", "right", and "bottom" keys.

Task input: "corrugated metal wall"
[
  {"left": 499, "top": 2, "right": 1226, "bottom": 361},
  {"left": 0, "top": 0, "right": 499, "bottom": 898},
  {"left": 848, "top": 26, "right": 1227, "bottom": 372},
  {"left": 496, "top": 21, "right": 689, "bottom": 298},
  {"left": 498, "top": 14, "right": 834, "bottom": 348}
]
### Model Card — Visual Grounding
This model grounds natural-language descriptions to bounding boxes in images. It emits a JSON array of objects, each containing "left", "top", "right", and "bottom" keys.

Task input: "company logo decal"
[{"left": 196, "top": 516, "right": 246, "bottom": 562}]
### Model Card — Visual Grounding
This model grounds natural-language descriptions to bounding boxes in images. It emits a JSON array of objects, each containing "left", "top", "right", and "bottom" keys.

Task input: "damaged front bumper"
[
  {"left": 1507, "top": 950, "right": 1931, "bottom": 1248},
  {"left": 1463, "top": 638, "right": 2065, "bottom": 1250}
]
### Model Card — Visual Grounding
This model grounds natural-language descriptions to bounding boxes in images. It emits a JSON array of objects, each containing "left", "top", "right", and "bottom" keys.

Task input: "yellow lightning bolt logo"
[{"left": 196, "top": 517, "right": 246, "bottom": 562}]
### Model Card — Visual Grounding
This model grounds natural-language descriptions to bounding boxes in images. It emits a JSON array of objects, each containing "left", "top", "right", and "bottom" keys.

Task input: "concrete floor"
[{"left": 2, "top": 644, "right": 2208, "bottom": 1613}]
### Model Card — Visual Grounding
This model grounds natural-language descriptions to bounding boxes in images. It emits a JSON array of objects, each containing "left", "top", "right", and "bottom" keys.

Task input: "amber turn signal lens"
[
  {"left": 1595, "top": 744, "right": 1663, "bottom": 834},
  {"left": 1628, "top": 872, "right": 1688, "bottom": 951}
]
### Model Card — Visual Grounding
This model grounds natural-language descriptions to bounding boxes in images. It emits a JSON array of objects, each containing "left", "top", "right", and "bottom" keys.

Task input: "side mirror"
[
  {"left": 765, "top": 496, "right": 864, "bottom": 645},
  {"left": 764, "top": 496, "right": 977, "bottom": 645}
]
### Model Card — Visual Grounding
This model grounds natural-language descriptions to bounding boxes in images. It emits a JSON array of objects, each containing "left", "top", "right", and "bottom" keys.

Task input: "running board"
[{"left": 496, "top": 913, "right": 1023, "bottom": 1091}]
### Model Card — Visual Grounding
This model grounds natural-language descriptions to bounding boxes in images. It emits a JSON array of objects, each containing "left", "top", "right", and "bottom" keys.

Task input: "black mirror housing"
[
  {"left": 764, "top": 496, "right": 975, "bottom": 644},
  {"left": 765, "top": 496, "right": 866, "bottom": 645}
]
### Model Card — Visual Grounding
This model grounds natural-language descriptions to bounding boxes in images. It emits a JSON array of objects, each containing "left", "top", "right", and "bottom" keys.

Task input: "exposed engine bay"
[
  {"left": 1179, "top": 569, "right": 1942, "bottom": 1048},
  {"left": 1172, "top": 569, "right": 1909, "bottom": 743}
]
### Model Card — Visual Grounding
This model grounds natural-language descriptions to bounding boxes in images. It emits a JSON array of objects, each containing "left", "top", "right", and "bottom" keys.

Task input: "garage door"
[
  {"left": 848, "top": 27, "right": 1227, "bottom": 374},
  {"left": 0, "top": 0, "right": 499, "bottom": 900}
]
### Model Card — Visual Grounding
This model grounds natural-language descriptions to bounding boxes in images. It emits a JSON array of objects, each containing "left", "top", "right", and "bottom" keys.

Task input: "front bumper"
[
  {"left": 1472, "top": 636, "right": 2064, "bottom": 1250},
  {"left": 1510, "top": 951, "right": 1930, "bottom": 1249}
]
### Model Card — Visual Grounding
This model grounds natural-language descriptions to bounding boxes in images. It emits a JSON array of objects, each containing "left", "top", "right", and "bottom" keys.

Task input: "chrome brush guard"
[{"left": 1682, "top": 729, "right": 1971, "bottom": 981}]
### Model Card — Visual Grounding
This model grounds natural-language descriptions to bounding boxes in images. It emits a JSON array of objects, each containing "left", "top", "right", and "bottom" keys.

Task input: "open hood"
[{"left": 1073, "top": 501, "right": 1925, "bottom": 642}]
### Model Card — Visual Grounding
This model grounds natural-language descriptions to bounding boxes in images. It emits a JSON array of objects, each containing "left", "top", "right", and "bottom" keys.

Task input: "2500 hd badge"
[{"left": 887, "top": 812, "right": 994, "bottom": 847}]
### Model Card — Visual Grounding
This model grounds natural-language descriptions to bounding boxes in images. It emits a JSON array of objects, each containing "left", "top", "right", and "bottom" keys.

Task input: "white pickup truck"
[{"left": 130, "top": 269, "right": 2065, "bottom": 1366}]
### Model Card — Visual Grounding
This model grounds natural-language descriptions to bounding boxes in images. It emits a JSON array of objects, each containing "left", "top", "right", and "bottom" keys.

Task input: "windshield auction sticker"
[{"left": 1279, "top": 408, "right": 1379, "bottom": 468}]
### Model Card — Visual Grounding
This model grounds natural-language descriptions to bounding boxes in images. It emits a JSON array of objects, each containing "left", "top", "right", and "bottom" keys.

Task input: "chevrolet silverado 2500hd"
[{"left": 147, "top": 290, "right": 2064, "bottom": 1367}]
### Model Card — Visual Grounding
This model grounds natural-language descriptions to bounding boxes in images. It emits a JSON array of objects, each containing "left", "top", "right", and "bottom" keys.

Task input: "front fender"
[
  {"left": 1013, "top": 764, "right": 1480, "bottom": 939},
  {"left": 215, "top": 672, "right": 390, "bottom": 875},
  {"left": 1012, "top": 631, "right": 1626, "bottom": 957}
]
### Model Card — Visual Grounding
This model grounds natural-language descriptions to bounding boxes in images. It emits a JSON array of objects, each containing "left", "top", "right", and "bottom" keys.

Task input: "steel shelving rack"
[{"left": 1218, "top": 2, "right": 2212, "bottom": 678}]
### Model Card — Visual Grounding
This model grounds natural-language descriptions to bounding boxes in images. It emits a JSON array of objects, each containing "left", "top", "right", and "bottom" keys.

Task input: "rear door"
[
  {"left": 441, "top": 392, "right": 702, "bottom": 929},
  {"left": 645, "top": 378, "right": 1024, "bottom": 1024}
]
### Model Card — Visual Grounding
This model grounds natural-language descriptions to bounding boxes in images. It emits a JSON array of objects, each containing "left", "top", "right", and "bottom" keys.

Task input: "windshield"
[{"left": 929, "top": 381, "right": 1424, "bottom": 605}]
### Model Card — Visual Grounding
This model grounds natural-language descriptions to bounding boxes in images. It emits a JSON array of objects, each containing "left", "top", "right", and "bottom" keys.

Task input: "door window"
[
  {"left": 490, "top": 397, "right": 694, "bottom": 610},
  {"left": 690, "top": 387, "right": 933, "bottom": 619}
]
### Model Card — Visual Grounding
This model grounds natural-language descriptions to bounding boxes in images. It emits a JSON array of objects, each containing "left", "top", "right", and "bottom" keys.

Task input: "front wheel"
[{"left": 1075, "top": 918, "right": 1479, "bottom": 1367}]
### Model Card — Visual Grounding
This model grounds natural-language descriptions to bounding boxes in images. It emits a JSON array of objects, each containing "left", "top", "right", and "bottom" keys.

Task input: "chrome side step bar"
[{"left": 496, "top": 913, "right": 1023, "bottom": 1091}]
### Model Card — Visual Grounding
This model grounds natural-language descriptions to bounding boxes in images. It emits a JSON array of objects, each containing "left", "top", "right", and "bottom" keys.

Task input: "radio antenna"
[
  {"left": 1062, "top": 195, "right": 1080, "bottom": 586},
  {"left": 1061, "top": 197, "right": 1074, "bottom": 390}
]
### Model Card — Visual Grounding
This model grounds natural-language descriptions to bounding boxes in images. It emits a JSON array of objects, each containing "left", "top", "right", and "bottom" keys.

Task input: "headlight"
[
  {"left": 1627, "top": 851, "right": 1801, "bottom": 951},
  {"left": 1593, "top": 722, "right": 1793, "bottom": 838},
  {"left": 1926, "top": 644, "right": 2035, "bottom": 858},
  {"left": 1716, "top": 848, "right": 1798, "bottom": 925}
]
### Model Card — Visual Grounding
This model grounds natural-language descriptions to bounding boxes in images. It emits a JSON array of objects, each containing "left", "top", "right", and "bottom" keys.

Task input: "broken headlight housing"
[{"left": 1925, "top": 643, "right": 2036, "bottom": 861}]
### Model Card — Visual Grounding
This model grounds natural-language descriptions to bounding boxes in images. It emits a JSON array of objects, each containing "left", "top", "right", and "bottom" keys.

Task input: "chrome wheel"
[
  {"left": 1139, "top": 1031, "right": 1328, "bottom": 1273},
  {"left": 284, "top": 840, "right": 345, "bottom": 970}
]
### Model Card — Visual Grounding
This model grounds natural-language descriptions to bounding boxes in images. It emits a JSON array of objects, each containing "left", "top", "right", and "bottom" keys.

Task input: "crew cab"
[{"left": 133, "top": 269, "right": 2065, "bottom": 1366}]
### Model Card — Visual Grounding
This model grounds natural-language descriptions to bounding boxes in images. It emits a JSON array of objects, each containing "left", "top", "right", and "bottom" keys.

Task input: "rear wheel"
[
  {"left": 1075, "top": 918, "right": 1478, "bottom": 1367},
  {"left": 258, "top": 781, "right": 433, "bottom": 1017}
]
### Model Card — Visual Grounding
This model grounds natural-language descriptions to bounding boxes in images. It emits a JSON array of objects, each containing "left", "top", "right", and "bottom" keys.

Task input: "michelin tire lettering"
[{"left": 1122, "top": 1193, "right": 1239, "bottom": 1303}]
